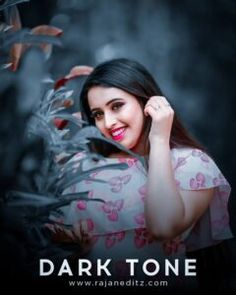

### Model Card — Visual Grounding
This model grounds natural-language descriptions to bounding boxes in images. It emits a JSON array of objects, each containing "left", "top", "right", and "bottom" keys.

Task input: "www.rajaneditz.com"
[{"left": 68, "top": 279, "right": 168, "bottom": 288}]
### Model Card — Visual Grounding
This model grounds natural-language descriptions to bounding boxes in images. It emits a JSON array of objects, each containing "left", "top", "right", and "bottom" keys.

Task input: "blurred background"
[
  {"left": 18, "top": 0, "right": 236, "bottom": 229},
  {"left": 1, "top": 0, "right": 235, "bottom": 292}
]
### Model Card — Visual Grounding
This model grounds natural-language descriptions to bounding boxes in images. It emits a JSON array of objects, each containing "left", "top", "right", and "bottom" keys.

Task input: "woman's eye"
[
  {"left": 112, "top": 102, "right": 124, "bottom": 111},
  {"left": 91, "top": 112, "right": 103, "bottom": 120}
]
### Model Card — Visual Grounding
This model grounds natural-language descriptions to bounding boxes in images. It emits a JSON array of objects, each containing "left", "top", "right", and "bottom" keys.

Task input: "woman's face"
[{"left": 87, "top": 86, "right": 145, "bottom": 154}]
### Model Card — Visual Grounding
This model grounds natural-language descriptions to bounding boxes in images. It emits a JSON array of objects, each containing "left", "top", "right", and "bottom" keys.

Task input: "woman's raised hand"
[{"left": 144, "top": 96, "right": 174, "bottom": 145}]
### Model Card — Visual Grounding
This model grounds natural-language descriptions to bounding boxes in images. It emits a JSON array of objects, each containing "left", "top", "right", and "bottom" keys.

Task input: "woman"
[{"left": 53, "top": 58, "right": 232, "bottom": 290}]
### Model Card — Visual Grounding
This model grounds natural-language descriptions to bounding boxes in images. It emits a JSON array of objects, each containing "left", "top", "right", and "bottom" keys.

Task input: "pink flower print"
[
  {"left": 134, "top": 213, "right": 145, "bottom": 225},
  {"left": 192, "top": 149, "right": 202, "bottom": 157},
  {"left": 138, "top": 185, "right": 147, "bottom": 201},
  {"left": 105, "top": 231, "right": 125, "bottom": 249},
  {"left": 191, "top": 149, "right": 209, "bottom": 162},
  {"left": 77, "top": 201, "right": 87, "bottom": 210},
  {"left": 76, "top": 190, "right": 93, "bottom": 210},
  {"left": 213, "top": 173, "right": 227, "bottom": 186},
  {"left": 118, "top": 158, "right": 137, "bottom": 167},
  {"left": 108, "top": 175, "right": 131, "bottom": 193},
  {"left": 213, "top": 177, "right": 221, "bottom": 186},
  {"left": 134, "top": 228, "right": 154, "bottom": 248},
  {"left": 174, "top": 157, "right": 187, "bottom": 170},
  {"left": 85, "top": 172, "right": 99, "bottom": 184},
  {"left": 190, "top": 172, "right": 206, "bottom": 189},
  {"left": 200, "top": 153, "right": 210, "bottom": 163},
  {"left": 162, "top": 237, "right": 184, "bottom": 255},
  {"left": 102, "top": 199, "right": 124, "bottom": 221}
]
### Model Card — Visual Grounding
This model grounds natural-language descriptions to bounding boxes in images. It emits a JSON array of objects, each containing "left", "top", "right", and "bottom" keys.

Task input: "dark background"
[
  {"left": 3, "top": 0, "right": 236, "bottom": 292},
  {"left": 19, "top": 0, "right": 236, "bottom": 230}
]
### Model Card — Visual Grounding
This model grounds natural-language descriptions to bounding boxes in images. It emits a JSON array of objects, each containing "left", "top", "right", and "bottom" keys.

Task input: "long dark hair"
[{"left": 80, "top": 58, "right": 203, "bottom": 156}]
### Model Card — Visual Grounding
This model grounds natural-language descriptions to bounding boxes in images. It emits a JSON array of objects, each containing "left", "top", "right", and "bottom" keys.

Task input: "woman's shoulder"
[
  {"left": 171, "top": 146, "right": 230, "bottom": 190},
  {"left": 172, "top": 145, "right": 219, "bottom": 164},
  {"left": 171, "top": 146, "right": 207, "bottom": 157},
  {"left": 171, "top": 146, "right": 213, "bottom": 166}
]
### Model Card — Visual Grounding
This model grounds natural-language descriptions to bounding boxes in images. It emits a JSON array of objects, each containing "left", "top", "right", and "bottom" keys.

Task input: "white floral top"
[{"left": 58, "top": 148, "right": 233, "bottom": 282}]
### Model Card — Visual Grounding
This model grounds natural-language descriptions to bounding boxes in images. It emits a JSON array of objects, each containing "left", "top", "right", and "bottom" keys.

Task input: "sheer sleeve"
[{"left": 172, "top": 148, "right": 233, "bottom": 251}]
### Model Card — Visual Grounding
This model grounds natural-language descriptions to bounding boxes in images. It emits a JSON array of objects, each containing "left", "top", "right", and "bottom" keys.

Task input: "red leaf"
[{"left": 53, "top": 118, "right": 68, "bottom": 130}]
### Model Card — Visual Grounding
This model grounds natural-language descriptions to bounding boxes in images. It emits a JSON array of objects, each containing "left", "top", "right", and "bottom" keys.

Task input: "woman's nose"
[{"left": 104, "top": 112, "right": 116, "bottom": 129}]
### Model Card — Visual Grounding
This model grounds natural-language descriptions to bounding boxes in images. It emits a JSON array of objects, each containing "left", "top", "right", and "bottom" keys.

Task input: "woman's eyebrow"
[{"left": 90, "top": 98, "right": 124, "bottom": 112}]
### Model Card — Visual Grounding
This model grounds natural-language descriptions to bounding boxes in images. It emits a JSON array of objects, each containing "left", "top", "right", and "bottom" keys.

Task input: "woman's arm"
[
  {"left": 144, "top": 96, "right": 214, "bottom": 240},
  {"left": 145, "top": 140, "right": 214, "bottom": 240}
]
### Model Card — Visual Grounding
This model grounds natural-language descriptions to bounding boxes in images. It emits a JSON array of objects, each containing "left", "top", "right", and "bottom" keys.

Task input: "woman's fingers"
[
  {"left": 144, "top": 96, "right": 173, "bottom": 115},
  {"left": 144, "top": 104, "right": 159, "bottom": 116},
  {"left": 154, "top": 96, "right": 172, "bottom": 110},
  {"left": 144, "top": 96, "right": 174, "bottom": 143},
  {"left": 146, "top": 96, "right": 171, "bottom": 108}
]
